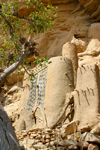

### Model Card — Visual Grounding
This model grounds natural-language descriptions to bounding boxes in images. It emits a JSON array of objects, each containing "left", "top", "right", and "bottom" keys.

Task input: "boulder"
[
  {"left": 71, "top": 36, "right": 87, "bottom": 53},
  {"left": 44, "top": 56, "right": 74, "bottom": 128},
  {"left": 7, "top": 86, "right": 20, "bottom": 94},
  {"left": 80, "top": 132, "right": 100, "bottom": 145},
  {"left": 77, "top": 140, "right": 89, "bottom": 149},
  {"left": 62, "top": 42, "right": 78, "bottom": 71},
  {"left": 88, "top": 143, "right": 99, "bottom": 150},
  {"left": 88, "top": 23, "right": 100, "bottom": 40},
  {"left": 61, "top": 120, "right": 79, "bottom": 138},
  {"left": 91, "top": 123, "right": 100, "bottom": 135},
  {"left": 67, "top": 132, "right": 81, "bottom": 141},
  {"left": 73, "top": 64, "right": 100, "bottom": 131},
  {"left": 62, "top": 42, "right": 78, "bottom": 86},
  {"left": 54, "top": 139, "right": 78, "bottom": 147}
]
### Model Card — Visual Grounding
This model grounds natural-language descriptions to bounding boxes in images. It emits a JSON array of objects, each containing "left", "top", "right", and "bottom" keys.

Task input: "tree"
[
  {"left": 0, "top": 1, "right": 56, "bottom": 149},
  {"left": 0, "top": 0, "right": 57, "bottom": 87}
]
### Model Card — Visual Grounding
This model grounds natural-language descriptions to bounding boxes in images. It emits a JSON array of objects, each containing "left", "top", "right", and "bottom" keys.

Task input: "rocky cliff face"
[
  {"left": 33, "top": 0, "right": 90, "bottom": 58},
  {"left": 1, "top": 0, "right": 100, "bottom": 149},
  {"left": 78, "top": 0, "right": 100, "bottom": 21}
]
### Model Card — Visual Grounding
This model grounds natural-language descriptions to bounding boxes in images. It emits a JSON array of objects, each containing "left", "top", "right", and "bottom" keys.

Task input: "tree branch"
[
  {"left": 0, "top": 54, "right": 26, "bottom": 87},
  {"left": 0, "top": 39, "right": 38, "bottom": 87},
  {"left": 0, "top": 13, "right": 13, "bottom": 36}
]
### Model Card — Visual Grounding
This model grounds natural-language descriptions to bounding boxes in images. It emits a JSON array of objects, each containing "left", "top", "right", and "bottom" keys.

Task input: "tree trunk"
[
  {"left": 0, "top": 54, "right": 26, "bottom": 87},
  {"left": 0, "top": 104, "right": 20, "bottom": 150}
]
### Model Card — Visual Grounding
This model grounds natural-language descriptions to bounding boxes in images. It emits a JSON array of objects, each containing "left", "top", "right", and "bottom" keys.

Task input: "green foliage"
[
  {"left": 0, "top": 0, "right": 57, "bottom": 81},
  {"left": 34, "top": 57, "right": 50, "bottom": 67},
  {"left": 0, "top": 0, "right": 56, "bottom": 50}
]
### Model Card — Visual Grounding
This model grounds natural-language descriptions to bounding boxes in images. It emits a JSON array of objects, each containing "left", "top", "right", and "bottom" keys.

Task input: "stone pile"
[{"left": 16, "top": 126, "right": 100, "bottom": 150}]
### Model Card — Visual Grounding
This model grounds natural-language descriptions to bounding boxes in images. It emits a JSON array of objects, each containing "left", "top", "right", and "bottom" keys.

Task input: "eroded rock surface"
[
  {"left": 78, "top": 0, "right": 100, "bottom": 21},
  {"left": 2, "top": 0, "right": 100, "bottom": 149},
  {"left": 73, "top": 64, "right": 100, "bottom": 131}
]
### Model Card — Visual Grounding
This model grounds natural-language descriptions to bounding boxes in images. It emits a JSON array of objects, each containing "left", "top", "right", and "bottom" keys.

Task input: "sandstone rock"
[
  {"left": 19, "top": 120, "right": 26, "bottom": 131},
  {"left": 88, "top": 23, "right": 100, "bottom": 40},
  {"left": 78, "top": 24, "right": 100, "bottom": 67},
  {"left": 46, "top": 139, "right": 50, "bottom": 143},
  {"left": 32, "top": 1, "right": 90, "bottom": 59},
  {"left": 62, "top": 42, "right": 78, "bottom": 71},
  {"left": 5, "top": 95, "right": 13, "bottom": 105},
  {"left": 71, "top": 36, "right": 87, "bottom": 53},
  {"left": 33, "top": 144, "right": 46, "bottom": 149},
  {"left": 91, "top": 123, "right": 100, "bottom": 135},
  {"left": 58, "top": 139, "right": 78, "bottom": 147},
  {"left": 18, "top": 73, "right": 31, "bottom": 112},
  {"left": 37, "top": 129, "right": 42, "bottom": 134},
  {"left": 61, "top": 120, "right": 79, "bottom": 138},
  {"left": 80, "top": 126, "right": 91, "bottom": 133},
  {"left": 42, "top": 134, "right": 46, "bottom": 139},
  {"left": 35, "top": 135, "right": 42, "bottom": 139},
  {"left": 7, "top": 86, "right": 20, "bottom": 94},
  {"left": 6, "top": 71, "right": 24, "bottom": 85},
  {"left": 35, "top": 139, "right": 40, "bottom": 144},
  {"left": 19, "top": 139, "right": 35, "bottom": 150},
  {"left": 13, "top": 92, "right": 21, "bottom": 102},
  {"left": 17, "top": 66, "right": 48, "bottom": 130},
  {"left": 46, "top": 134, "right": 50, "bottom": 139},
  {"left": 18, "top": 110, "right": 35, "bottom": 130},
  {"left": 44, "top": 56, "right": 74, "bottom": 128},
  {"left": 0, "top": 0, "right": 91, "bottom": 65},
  {"left": 30, "top": 133, "right": 37, "bottom": 138},
  {"left": 78, "top": 39, "right": 100, "bottom": 57},
  {"left": 78, "top": 55, "right": 95, "bottom": 67},
  {"left": 4, "top": 100, "right": 19, "bottom": 117},
  {"left": 42, "top": 140, "right": 46, "bottom": 144},
  {"left": 68, "top": 144, "right": 79, "bottom": 150},
  {"left": 77, "top": 140, "right": 89, "bottom": 149},
  {"left": 45, "top": 128, "right": 52, "bottom": 133},
  {"left": 78, "top": 0, "right": 100, "bottom": 21},
  {"left": 73, "top": 64, "right": 100, "bottom": 131},
  {"left": 80, "top": 132, "right": 100, "bottom": 145},
  {"left": 96, "top": 114, "right": 100, "bottom": 120},
  {"left": 56, "top": 146, "right": 66, "bottom": 150},
  {"left": 86, "top": 39, "right": 100, "bottom": 56},
  {"left": 51, "top": 137, "right": 56, "bottom": 141},
  {"left": 50, "top": 141, "right": 55, "bottom": 146},
  {"left": 62, "top": 42, "right": 78, "bottom": 86},
  {"left": 88, "top": 143, "right": 99, "bottom": 150},
  {"left": 67, "top": 132, "right": 81, "bottom": 141}
]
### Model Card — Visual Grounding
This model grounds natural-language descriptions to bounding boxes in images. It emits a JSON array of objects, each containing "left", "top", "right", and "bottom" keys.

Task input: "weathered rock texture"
[
  {"left": 78, "top": 0, "right": 100, "bottom": 21},
  {"left": 62, "top": 42, "right": 78, "bottom": 86},
  {"left": 88, "top": 23, "right": 100, "bottom": 40},
  {"left": 2, "top": 0, "right": 100, "bottom": 149},
  {"left": 16, "top": 56, "right": 74, "bottom": 130},
  {"left": 78, "top": 23, "right": 100, "bottom": 68},
  {"left": 15, "top": 128, "right": 100, "bottom": 150},
  {"left": 15, "top": 64, "right": 48, "bottom": 130},
  {"left": 14, "top": 57, "right": 100, "bottom": 134},
  {"left": 44, "top": 56, "right": 74, "bottom": 128},
  {"left": 73, "top": 64, "right": 100, "bottom": 131},
  {"left": 62, "top": 42, "right": 78, "bottom": 71}
]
